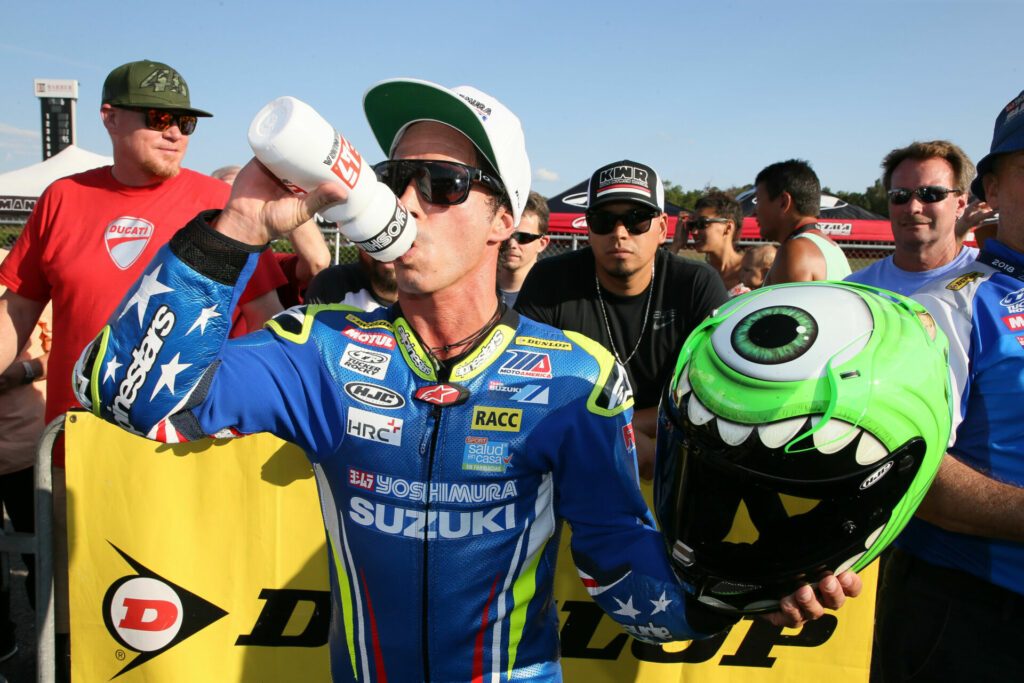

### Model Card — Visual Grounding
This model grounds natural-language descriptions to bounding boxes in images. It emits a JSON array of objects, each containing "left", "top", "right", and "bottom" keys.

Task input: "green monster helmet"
[{"left": 653, "top": 281, "right": 951, "bottom": 615}]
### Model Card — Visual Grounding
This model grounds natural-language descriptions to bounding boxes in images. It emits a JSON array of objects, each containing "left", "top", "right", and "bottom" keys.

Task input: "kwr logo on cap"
[
  {"left": 105, "top": 217, "right": 155, "bottom": 270},
  {"left": 102, "top": 543, "right": 227, "bottom": 676}
]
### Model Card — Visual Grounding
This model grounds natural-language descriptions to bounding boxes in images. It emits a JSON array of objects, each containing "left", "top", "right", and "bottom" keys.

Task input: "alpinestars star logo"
[{"left": 102, "top": 543, "right": 228, "bottom": 677}]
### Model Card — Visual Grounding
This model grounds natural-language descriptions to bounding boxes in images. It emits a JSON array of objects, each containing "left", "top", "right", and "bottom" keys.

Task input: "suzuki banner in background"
[{"left": 66, "top": 413, "right": 873, "bottom": 681}]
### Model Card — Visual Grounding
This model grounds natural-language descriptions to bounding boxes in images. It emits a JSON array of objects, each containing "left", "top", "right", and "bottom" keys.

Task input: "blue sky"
[{"left": 2, "top": 0, "right": 1023, "bottom": 197}]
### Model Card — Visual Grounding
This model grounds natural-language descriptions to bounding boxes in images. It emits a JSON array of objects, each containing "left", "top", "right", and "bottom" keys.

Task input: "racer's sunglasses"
[
  {"left": 585, "top": 207, "right": 661, "bottom": 235},
  {"left": 509, "top": 231, "right": 544, "bottom": 244},
  {"left": 373, "top": 159, "right": 505, "bottom": 206},
  {"left": 129, "top": 108, "right": 198, "bottom": 136},
  {"left": 887, "top": 186, "right": 962, "bottom": 205},
  {"left": 685, "top": 216, "right": 731, "bottom": 232}
]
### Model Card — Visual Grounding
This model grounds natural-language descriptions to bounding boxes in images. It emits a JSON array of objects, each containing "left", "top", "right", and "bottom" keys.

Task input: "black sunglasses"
[
  {"left": 887, "top": 186, "right": 962, "bottom": 205},
  {"left": 509, "top": 231, "right": 544, "bottom": 244},
  {"left": 585, "top": 207, "right": 661, "bottom": 235},
  {"left": 129, "top": 108, "right": 197, "bottom": 136},
  {"left": 373, "top": 159, "right": 505, "bottom": 206},
  {"left": 686, "top": 216, "right": 730, "bottom": 232}
]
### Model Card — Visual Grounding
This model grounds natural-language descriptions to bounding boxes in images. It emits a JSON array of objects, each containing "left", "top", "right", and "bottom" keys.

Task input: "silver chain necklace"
[{"left": 594, "top": 260, "right": 656, "bottom": 366}]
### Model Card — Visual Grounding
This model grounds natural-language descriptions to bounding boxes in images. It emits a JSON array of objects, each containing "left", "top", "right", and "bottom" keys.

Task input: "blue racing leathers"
[
  {"left": 906, "top": 239, "right": 1024, "bottom": 597},
  {"left": 74, "top": 213, "right": 726, "bottom": 682}
]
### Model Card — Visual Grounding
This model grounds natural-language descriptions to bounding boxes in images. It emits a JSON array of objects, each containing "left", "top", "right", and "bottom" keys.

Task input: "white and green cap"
[{"left": 363, "top": 78, "right": 531, "bottom": 226}]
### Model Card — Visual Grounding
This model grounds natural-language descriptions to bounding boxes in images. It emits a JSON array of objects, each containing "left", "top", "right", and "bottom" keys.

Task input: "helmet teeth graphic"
[
  {"left": 810, "top": 416, "right": 860, "bottom": 454},
  {"left": 716, "top": 418, "right": 754, "bottom": 446},
  {"left": 855, "top": 431, "right": 888, "bottom": 465},
  {"left": 686, "top": 393, "right": 715, "bottom": 425},
  {"left": 757, "top": 417, "right": 806, "bottom": 449}
]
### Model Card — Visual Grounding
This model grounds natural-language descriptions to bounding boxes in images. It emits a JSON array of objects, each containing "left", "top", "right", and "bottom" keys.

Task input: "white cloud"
[
  {"left": 534, "top": 168, "right": 559, "bottom": 182},
  {"left": 0, "top": 122, "right": 39, "bottom": 140}
]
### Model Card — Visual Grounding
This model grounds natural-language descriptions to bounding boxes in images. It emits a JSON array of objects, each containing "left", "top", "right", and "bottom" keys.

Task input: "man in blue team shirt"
[
  {"left": 845, "top": 140, "right": 977, "bottom": 295},
  {"left": 874, "top": 96, "right": 1024, "bottom": 682}
]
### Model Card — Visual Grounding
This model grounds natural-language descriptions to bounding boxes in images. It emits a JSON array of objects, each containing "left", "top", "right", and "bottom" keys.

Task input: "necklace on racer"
[
  {"left": 594, "top": 260, "right": 655, "bottom": 366},
  {"left": 428, "top": 303, "right": 502, "bottom": 358}
]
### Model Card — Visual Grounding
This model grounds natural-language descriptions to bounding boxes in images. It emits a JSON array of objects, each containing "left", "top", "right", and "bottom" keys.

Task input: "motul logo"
[{"left": 342, "top": 326, "right": 396, "bottom": 349}]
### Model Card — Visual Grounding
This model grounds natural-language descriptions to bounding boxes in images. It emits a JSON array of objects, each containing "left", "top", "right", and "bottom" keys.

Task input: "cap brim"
[
  {"left": 363, "top": 79, "right": 496, "bottom": 169},
  {"left": 972, "top": 153, "right": 996, "bottom": 201}
]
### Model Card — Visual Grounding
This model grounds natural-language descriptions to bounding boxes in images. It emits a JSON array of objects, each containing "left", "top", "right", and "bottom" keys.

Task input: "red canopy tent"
[{"left": 734, "top": 188, "right": 893, "bottom": 243}]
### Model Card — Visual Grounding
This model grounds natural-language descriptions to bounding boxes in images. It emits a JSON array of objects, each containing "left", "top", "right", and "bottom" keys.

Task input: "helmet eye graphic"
[{"left": 731, "top": 306, "right": 818, "bottom": 365}]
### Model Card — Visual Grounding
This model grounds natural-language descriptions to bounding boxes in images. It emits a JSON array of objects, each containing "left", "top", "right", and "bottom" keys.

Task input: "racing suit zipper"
[{"left": 420, "top": 399, "right": 444, "bottom": 683}]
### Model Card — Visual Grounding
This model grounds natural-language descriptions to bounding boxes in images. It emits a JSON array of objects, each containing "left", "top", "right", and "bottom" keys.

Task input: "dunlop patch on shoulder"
[
  {"left": 515, "top": 336, "right": 572, "bottom": 351},
  {"left": 946, "top": 272, "right": 983, "bottom": 291},
  {"left": 345, "top": 314, "right": 394, "bottom": 330}
]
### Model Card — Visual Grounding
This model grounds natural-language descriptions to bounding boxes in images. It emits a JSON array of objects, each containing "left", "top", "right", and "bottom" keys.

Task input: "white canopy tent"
[{"left": 0, "top": 145, "right": 112, "bottom": 218}]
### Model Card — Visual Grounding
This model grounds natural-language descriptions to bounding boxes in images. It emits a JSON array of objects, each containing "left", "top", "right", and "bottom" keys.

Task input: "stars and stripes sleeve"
[{"left": 73, "top": 210, "right": 332, "bottom": 450}]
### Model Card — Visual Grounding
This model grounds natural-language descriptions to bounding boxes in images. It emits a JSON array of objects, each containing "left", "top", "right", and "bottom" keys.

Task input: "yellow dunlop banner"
[
  {"left": 66, "top": 413, "right": 875, "bottom": 681},
  {"left": 66, "top": 413, "right": 331, "bottom": 681},
  {"left": 556, "top": 480, "right": 876, "bottom": 682}
]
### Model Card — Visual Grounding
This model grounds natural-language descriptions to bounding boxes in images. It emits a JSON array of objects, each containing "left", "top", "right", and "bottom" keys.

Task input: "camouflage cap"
[{"left": 101, "top": 60, "right": 212, "bottom": 117}]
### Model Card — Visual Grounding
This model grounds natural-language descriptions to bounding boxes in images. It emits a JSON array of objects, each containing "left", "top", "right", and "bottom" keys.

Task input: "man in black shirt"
[
  {"left": 515, "top": 160, "right": 728, "bottom": 477},
  {"left": 305, "top": 247, "right": 398, "bottom": 310}
]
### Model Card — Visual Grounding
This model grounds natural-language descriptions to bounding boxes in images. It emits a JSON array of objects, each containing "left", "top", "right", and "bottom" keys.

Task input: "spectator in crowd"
[
  {"left": 498, "top": 191, "right": 550, "bottom": 307},
  {"left": 305, "top": 247, "right": 398, "bottom": 310},
  {"left": 845, "top": 141, "right": 977, "bottom": 295},
  {"left": 0, "top": 248, "right": 50, "bottom": 662},
  {"left": 516, "top": 160, "right": 728, "bottom": 478},
  {"left": 739, "top": 244, "right": 776, "bottom": 290},
  {"left": 684, "top": 190, "right": 749, "bottom": 297},
  {"left": 211, "top": 164, "right": 242, "bottom": 184},
  {"left": 75, "top": 79, "right": 860, "bottom": 682},
  {"left": 0, "top": 59, "right": 286, "bottom": 670},
  {"left": 754, "top": 159, "right": 851, "bottom": 284},
  {"left": 874, "top": 89, "right": 1024, "bottom": 682}
]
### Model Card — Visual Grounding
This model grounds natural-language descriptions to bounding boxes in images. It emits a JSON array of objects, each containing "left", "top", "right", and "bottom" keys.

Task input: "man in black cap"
[
  {"left": 873, "top": 91, "right": 1024, "bottom": 682},
  {"left": 515, "top": 160, "right": 728, "bottom": 477},
  {"left": 0, "top": 59, "right": 286, "bottom": 672}
]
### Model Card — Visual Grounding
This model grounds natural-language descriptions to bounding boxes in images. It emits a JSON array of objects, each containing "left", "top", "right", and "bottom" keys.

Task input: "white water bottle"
[{"left": 247, "top": 96, "right": 416, "bottom": 262}]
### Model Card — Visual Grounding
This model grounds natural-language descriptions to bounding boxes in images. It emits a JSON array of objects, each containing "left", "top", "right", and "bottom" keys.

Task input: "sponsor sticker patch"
[
  {"left": 471, "top": 406, "right": 522, "bottom": 432},
  {"left": 413, "top": 383, "right": 470, "bottom": 407},
  {"left": 1002, "top": 313, "right": 1024, "bottom": 331},
  {"left": 343, "top": 381, "right": 405, "bottom": 409},
  {"left": 515, "top": 336, "right": 572, "bottom": 351},
  {"left": 342, "top": 327, "right": 396, "bottom": 350},
  {"left": 340, "top": 343, "right": 391, "bottom": 379},
  {"left": 346, "top": 406, "right": 403, "bottom": 446},
  {"left": 462, "top": 436, "right": 512, "bottom": 472},
  {"left": 487, "top": 381, "right": 549, "bottom": 405},
  {"left": 498, "top": 350, "right": 552, "bottom": 379},
  {"left": 946, "top": 272, "right": 983, "bottom": 291}
]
